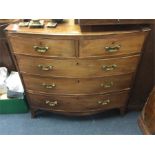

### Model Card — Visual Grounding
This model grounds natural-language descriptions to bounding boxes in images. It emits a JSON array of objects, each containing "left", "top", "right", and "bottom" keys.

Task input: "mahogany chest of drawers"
[{"left": 6, "top": 20, "right": 150, "bottom": 117}]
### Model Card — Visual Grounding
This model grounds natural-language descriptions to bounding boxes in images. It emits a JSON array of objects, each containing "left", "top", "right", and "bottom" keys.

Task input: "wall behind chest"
[
  {"left": 0, "top": 22, "right": 16, "bottom": 71},
  {"left": 128, "top": 24, "right": 155, "bottom": 110}
]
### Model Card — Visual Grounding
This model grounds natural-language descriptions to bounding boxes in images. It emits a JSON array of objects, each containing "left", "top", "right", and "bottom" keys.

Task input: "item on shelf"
[
  {"left": 7, "top": 90, "right": 24, "bottom": 99},
  {"left": 0, "top": 67, "right": 8, "bottom": 94},
  {"left": 0, "top": 69, "right": 28, "bottom": 114},
  {"left": 0, "top": 93, "right": 7, "bottom": 99},
  {"left": 23, "top": 19, "right": 31, "bottom": 22},
  {"left": 29, "top": 19, "right": 44, "bottom": 28},
  {"left": 18, "top": 22, "right": 29, "bottom": 27},
  {"left": 46, "top": 21, "right": 57, "bottom": 28},
  {"left": 18, "top": 19, "right": 31, "bottom": 27},
  {"left": 5, "top": 71, "right": 24, "bottom": 98},
  {"left": 52, "top": 19, "right": 63, "bottom": 23}
]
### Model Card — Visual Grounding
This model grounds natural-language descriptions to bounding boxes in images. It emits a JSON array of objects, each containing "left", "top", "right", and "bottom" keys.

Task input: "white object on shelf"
[
  {"left": 5, "top": 71, "right": 24, "bottom": 93},
  {"left": 0, "top": 93, "right": 8, "bottom": 99},
  {"left": 0, "top": 67, "right": 8, "bottom": 94}
]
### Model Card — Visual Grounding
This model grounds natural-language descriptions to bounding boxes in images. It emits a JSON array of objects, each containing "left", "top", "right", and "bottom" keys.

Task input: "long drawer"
[
  {"left": 9, "top": 36, "right": 76, "bottom": 57},
  {"left": 16, "top": 55, "right": 140, "bottom": 78},
  {"left": 28, "top": 91, "right": 129, "bottom": 112},
  {"left": 79, "top": 32, "right": 147, "bottom": 58},
  {"left": 23, "top": 73, "right": 133, "bottom": 95}
]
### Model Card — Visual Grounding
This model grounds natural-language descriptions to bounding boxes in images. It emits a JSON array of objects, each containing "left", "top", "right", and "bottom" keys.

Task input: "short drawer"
[
  {"left": 9, "top": 36, "right": 76, "bottom": 57},
  {"left": 28, "top": 91, "right": 129, "bottom": 112},
  {"left": 79, "top": 32, "right": 147, "bottom": 58},
  {"left": 16, "top": 55, "right": 140, "bottom": 78},
  {"left": 23, "top": 73, "right": 134, "bottom": 95}
]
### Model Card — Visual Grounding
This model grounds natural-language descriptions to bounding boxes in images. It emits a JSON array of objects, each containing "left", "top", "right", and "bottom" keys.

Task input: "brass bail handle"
[
  {"left": 42, "top": 83, "right": 56, "bottom": 89},
  {"left": 45, "top": 100, "right": 58, "bottom": 107},
  {"left": 101, "top": 81, "right": 114, "bottom": 88},
  {"left": 38, "top": 64, "right": 53, "bottom": 71},
  {"left": 98, "top": 99, "right": 110, "bottom": 105},
  {"left": 33, "top": 45, "right": 49, "bottom": 53},
  {"left": 102, "top": 64, "right": 117, "bottom": 71},
  {"left": 105, "top": 44, "right": 121, "bottom": 52}
]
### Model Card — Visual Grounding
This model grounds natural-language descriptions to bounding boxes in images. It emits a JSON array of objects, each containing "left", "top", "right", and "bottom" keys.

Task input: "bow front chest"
[{"left": 6, "top": 20, "right": 150, "bottom": 117}]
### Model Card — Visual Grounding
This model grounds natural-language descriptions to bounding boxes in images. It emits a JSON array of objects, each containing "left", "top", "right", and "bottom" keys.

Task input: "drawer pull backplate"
[
  {"left": 42, "top": 83, "right": 56, "bottom": 89},
  {"left": 33, "top": 45, "right": 48, "bottom": 53},
  {"left": 102, "top": 64, "right": 117, "bottom": 71},
  {"left": 45, "top": 100, "right": 58, "bottom": 107},
  {"left": 98, "top": 99, "right": 110, "bottom": 105},
  {"left": 38, "top": 64, "right": 53, "bottom": 71},
  {"left": 101, "top": 82, "right": 114, "bottom": 88},
  {"left": 105, "top": 44, "right": 121, "bottom": 52}
]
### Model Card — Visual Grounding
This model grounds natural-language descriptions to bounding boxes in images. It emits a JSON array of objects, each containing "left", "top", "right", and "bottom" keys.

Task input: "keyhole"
[
  {"left": 76, "top": 96, "right": 79, "bottom": 100},
  {"left": 39, "top": 42, "right": 43, "bottom": 46},
  {"left": 76, "top": 62, "right": 79, "bottom": 65},
  {"left": 77, "top": 80, "right": 80, "bottom": 83}
]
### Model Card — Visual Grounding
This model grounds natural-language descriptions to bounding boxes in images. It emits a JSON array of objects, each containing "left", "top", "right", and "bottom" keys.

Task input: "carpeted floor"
[{"left": 0, "top": 110, "right": 142, "bottom": 135}]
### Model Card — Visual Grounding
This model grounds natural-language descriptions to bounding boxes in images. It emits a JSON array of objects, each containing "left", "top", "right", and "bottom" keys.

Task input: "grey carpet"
[{"left": 0, "top": 110, "right": 142, "bottom": 135}]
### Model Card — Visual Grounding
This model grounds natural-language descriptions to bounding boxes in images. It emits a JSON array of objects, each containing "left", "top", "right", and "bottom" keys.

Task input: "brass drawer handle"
[
  {"left": 105, "top": 45, "right": 121, "bottom": 52},
  {"left": 42, "top": 83, "right": 56, "bottom": 89},
  {"left": 33, "top": 46, "right": 48, "bottom": 53},
  {"left": 98, "top": 99, "right": 110, "bottom": 105},
  {"left": 38, "top": 64, "right": 53, "bottom": 71},
  {"left": 101, "top": 81, "right": 113, "bottom": 88},
  {"left": 45, "top": 100, "right": 58, "bottom": 107},
  {"left": 102, "top": 64, "right": 117, "bottom": 71}
]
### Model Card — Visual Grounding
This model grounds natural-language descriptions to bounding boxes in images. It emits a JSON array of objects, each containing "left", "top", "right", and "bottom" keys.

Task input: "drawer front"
[
  {"left": 28, "top": 91, "right": 129, "bottom": 112},
  {"left": 23, "top": 74, "right": 133, "bottom": 95},
  {"left": 9, "top": 36, "right": 76, "bottom": 57},
  {"left": 79, "top": 32, "right": 147, "bottom": 58},
  {"left": 16, "top": 55, "right": 140, "bottom": 78}
]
